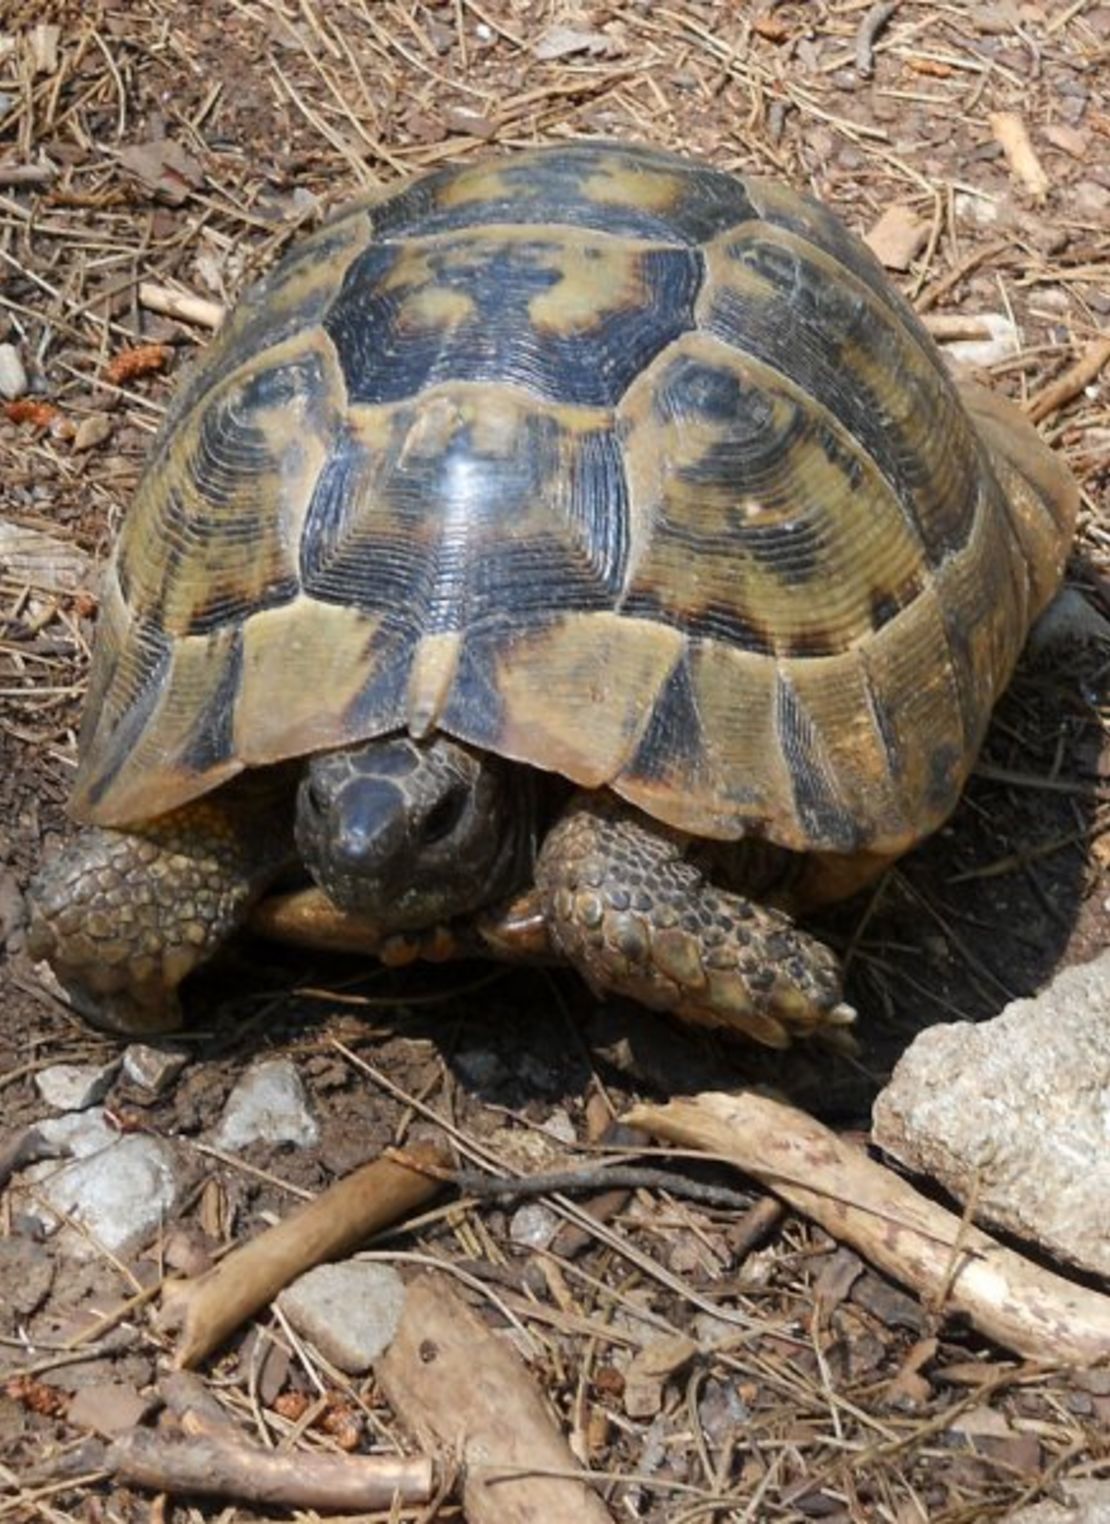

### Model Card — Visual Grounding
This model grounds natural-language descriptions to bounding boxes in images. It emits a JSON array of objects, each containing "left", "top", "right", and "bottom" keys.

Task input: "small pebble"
[
  {"left": 0, "top": 342, "right": 28, "bottom": 400},
  {"left": 214, "top": 1058, "right": 318, "bottom": 1150},
  {"left": 509, "top": 1202, "right": 559, "bottom": 1249},
  {"left": 35, "top": 1060, "right": 120, "bottom": 1112},
  {"left": 278, "top": 1262, "right": 406, "bottom": 1373},
  {"left": 122, "top": 1042, "right": 189, "bottom": 1095}
]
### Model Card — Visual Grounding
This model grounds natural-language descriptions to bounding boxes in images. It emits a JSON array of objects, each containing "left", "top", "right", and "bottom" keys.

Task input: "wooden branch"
[
  {"left": 138, "top": 281, "right": 224, "bottom": 330},
  {"left": 378, "top": 1273, "right": 616, "bottom": 1524},
  {"left": 105, "top": 1428, "right": 434, "bottom": 1511},
  {"left": 1026, "top": 334, "right": 1110, "bottom": 423},
  {"left": 626, "top": 1092, "right": 1110, "bottom": 1367},
  {"left": 160, "top": 1142, "right": 451, "bottom": 1368}
]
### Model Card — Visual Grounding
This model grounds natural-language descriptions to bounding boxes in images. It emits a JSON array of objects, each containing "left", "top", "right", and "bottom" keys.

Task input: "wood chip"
[
  {"left": 72, "top": 415, "right": 113, "bottom": 453},
  {"left": 865, "top": 204, "right": 930, "bottom": 270},
  {"left": 117, "top": 139, "right": 205, "bottom": 205},
  {"left": 989, "top": 112, "right": 1050, "bottom": 198}
]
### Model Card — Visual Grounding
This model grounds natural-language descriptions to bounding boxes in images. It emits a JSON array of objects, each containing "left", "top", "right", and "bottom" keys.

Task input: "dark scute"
[
  {"left": 438, "top": 627, "right": 509, "bottom": 748},
  {"left": 734, "top": 516, "right": 825, "bottom": 588},
  {"left": 81, "top": 621, "right": 173, "bottom": 810},
  {"left": 654, "top": 354, "right": 750, "bottom": 424},
  {"left": 705, "top": 243, "right": 971, "bottom": 561},
  {"left": 368, "top": 143, "right": 759, "bottom": 245},
  {"left": 157, "top": 225, "right": 358, "bottom": 442},
  {"left": 300, "top": 409, "right": 630, "bottom": 630},
  {"left": 324, "top": 237, "right": 702, "bottom": 407},
  {"left": 341, "top": 622, "right": 412, "bottom": 737},
  {"left": 179, "top": 628, "right": 244, "bottom": 772},
  {"left": 627, "top": 653, "right": 705, "bottom": 784},
  {"left": 926, "top": 740, "right": 962, "bottom": 815},
  {"left": 621, "top": 585, "right": 776, "bottom": 653},
  {"left": 776, "top": 673, "right": 861, "bottom": 850}
]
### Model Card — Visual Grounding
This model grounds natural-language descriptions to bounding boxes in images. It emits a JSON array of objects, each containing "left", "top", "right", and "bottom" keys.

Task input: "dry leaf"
[
  {"left": 1043, "top": 123, "right": 1089, "bottom": 158},
  {"left": 864, "top": 204, "right": 930, "bottom": 270},
  {"left": 532, "top": 24, "right": 612, "bottom": 60},
  {"left": 118, "top": 138, "right": 205, "bottom": 205},
  {"left": 72, "top": 414, "right": 113, "bottom": 452}
]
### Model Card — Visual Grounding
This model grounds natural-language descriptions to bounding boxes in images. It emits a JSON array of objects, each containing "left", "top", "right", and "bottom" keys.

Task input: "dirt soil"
[{"left": 1, "top": 1, "right": 1109, "bottom": 1520}]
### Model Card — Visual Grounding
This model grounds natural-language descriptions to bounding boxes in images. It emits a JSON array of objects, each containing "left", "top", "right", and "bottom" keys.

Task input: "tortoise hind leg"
[
  {"left": 535, "top": 795, "right": 854, "bottom": 1049},
  {"left": 26, "top": 774, "right": 297, "bottom": 1036}
]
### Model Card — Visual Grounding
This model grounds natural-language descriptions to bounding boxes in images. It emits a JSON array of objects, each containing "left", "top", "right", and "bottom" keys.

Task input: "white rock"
[
  {"left": 0, "top": 342, "right": 27, "bottom": 400},
  {"left": 943, "top": 312, "right": 1020, "bottom": 369},
  {"left": 35, "top": 1060, "right": 119, "bottom": 1112},
  {"left": 1002, "top": 1479, "right": 1110, "bottom": 1522},
  {"left": 873, "top": 952, "right": 1110, "bottom": 1277},
  {"left": 214, "top": 1059, "right": 318, "bottom": 1150},
  {"left": 28, "top": 1134, "right": 184, "bottom": 1256},
  {"left": 509, "top": 1202, "right": 559, "bottom": 1249},
  {"left": 36, "top": 1108, "right": 118, "bottom": 1157},
  {"left": 278, "top": 1262, "right": 406, "bottom": 1373},
  {"left": 122, "top": 1042, "right": 189, "bottom": 1095}
]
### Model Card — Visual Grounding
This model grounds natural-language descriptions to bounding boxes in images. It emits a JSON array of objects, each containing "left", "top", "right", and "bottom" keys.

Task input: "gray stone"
[
  {"left": 873, "top": 952, "right": 1110, "bottom": 1277},
  {"left": 277, "top": 1262, "right": 406, "bottom": 1373},
  {"left": 26, "top": 1133, "right": 185, "bottom": 1256},
  {"left": 214, "top": 1059, "right": 318, "bottom": 1150},
  {"left": 508, "top": 1202, "right": 559, "bottom": 1249},
  {"left": 1028, "top": 587, "right": 1110, "bottom": 654},
  {"left": 35, "top": 1060, "right": 119, "bottom": 1112},
  {"left": 0, "top": 343, "right": 27, "bottom": 400},
  {"left": 1002, "top": 1479, "right": 1110, "bottom": 1522},
  {"left": 121, "top": 1042, "right": 189, "bottom": 1095},
  {"left": 36, "top": 1108, "right": 117, "bottom": 1157}
]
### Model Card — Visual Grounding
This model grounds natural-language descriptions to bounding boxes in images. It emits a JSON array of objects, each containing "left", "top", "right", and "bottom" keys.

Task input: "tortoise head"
[{"left": 295, "top": 735, "right": 532, "bottom": 931}]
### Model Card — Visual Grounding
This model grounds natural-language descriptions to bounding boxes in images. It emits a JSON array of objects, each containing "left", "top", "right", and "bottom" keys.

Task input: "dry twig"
[
  {"left": 160, "top": 1141, "right": 450, "bottom": 1367},
  {"left": 628, "top": 1092, "right": 1110, "bottom": 1366}
]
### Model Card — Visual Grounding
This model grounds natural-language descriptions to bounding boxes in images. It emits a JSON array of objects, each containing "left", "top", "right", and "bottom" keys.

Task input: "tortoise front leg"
[
  {"left": 535, "top": 795, "right": 855, "bottom": 1049},
  {"left": 27, "top": 777, "right": 296, "bottom": 1035}
]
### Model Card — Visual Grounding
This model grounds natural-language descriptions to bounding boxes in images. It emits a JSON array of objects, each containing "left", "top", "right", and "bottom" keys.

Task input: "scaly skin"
[
  {"left": 26, "top": 776, "right": 297, "bottom": 1035},
  {"left": 535, "top": 794, "right": 855, "bottom": 1048}
]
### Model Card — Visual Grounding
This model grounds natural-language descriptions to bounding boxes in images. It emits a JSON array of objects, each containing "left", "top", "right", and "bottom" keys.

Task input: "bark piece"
[
  {"left": 627, "top": 1092, "right": 1110, "bottom": 1367},
  {"left": 160, "top": 1142, "right": 450, "bottom": 1368},
  {"left": 873, "top": 952, "right": 1110, "bottom": 1279},
  {"left": 378, "top": 1273, "right": 615, "bottom": 1524},
  {"left": 105, "top": 1428, "right": 433, "bottom": 1511}
]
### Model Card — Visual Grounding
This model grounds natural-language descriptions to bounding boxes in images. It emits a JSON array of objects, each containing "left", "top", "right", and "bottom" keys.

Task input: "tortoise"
[{"left": 27, "top": 141, "right": 1077, "bottom": 1045}]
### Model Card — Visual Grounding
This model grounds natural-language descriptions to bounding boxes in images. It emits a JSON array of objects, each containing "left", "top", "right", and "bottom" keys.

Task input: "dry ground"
[{"left": 1, "top": 1, "right": 1109, "bottom": 1520}]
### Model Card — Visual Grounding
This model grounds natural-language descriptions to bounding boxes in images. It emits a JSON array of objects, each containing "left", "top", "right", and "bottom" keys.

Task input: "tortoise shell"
[{"left": 73, "top": 142, "right": 1076, "bottom": 855}]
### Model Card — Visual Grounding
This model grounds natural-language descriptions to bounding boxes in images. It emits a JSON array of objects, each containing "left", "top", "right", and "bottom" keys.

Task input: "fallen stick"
[
  {"left": 989, "top": 111, "right": 1050, "bottom": 198},
  {"left": 138, "top": 281, "right": 224, "bottom": 330},
  {"left": 626, "top": 1092, "right": 1110, "bottom": 1367},
  {"left": 160, "top": 1141, "right": 450, "bottom": 1368},
  {"left": 920, "top": 314, "right": 995, "bottom": 342},
  {"left": 378, "top": 1273, "right": 616, "bottom": 1524},
  {"left": 105, "top": 1427, "right": 434, "bottom": 1511},
  {"left": 1025, "top": 334, "right": 1110, "bottom": 423}
]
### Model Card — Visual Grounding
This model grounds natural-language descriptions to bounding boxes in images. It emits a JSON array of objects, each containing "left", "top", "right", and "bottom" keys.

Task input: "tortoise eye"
[{"left": 422, "top": 788, "right": 467, "bottom": 845}]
